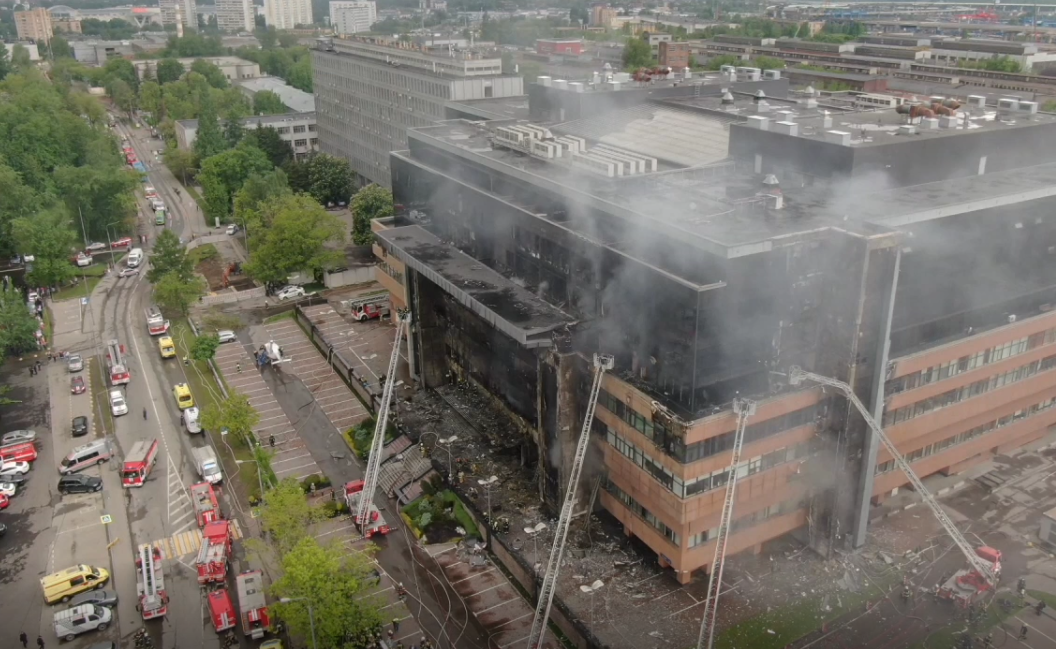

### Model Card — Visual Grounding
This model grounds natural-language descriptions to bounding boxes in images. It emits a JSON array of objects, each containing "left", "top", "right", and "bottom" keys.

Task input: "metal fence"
[{"left": 293, "top": 303, "right": 380, "bottom": 415}]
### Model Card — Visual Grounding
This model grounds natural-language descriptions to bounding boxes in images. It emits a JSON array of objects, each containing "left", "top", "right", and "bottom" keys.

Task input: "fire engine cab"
[
  {"left": 345, "top": 479, "right": 390, "bottom": 538},
  {"left": 208, "top": 588, "right": 236, "bottom": 633},
  {"left": 196, "top": 520, "right": 233, "bottom": 584},
  {"left": 105, "top": 339, "right": 131, "bottom": 385},
  {"left": 0, "top": 442, "right": 38, "bottom": 464},
  {"left": 145, "top": 306, "right": 170, "bottom": 336},
  {"left": 191, "top": 482, "right": 221, "bottom": 527},
  {"left": 236, "top": 570, "right": 270, "bottom": 639},
  {"left": 121, "top": 439, "right": 159, "bottom": 488},
  {"left": 345, "top": 293, "right": 390, "bottom": 322},
  {"left": 136, "top": 544, "right": 168, "bottom": 620},
  {"left": 937, "top": 546, "right": 1002, "bottom": 607}
]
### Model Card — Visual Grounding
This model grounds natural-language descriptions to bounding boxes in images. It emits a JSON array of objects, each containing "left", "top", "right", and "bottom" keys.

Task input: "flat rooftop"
[
  {"left": 447, "top": 95, "right": 530, "bottom": 120},
  {"left": 375, "top": 225, "right": 575, "bottom": 345}
]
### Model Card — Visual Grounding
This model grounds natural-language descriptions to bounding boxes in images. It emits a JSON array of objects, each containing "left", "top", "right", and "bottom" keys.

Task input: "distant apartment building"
[
  {"left": 4, "top": 42, "right": 40, "bottom": 61},
  {"left": 14, "top": 8, "right": 53, "bottom": 43},
  {"left": 175, "top": 113, "right": 318, "bottom": 159},
  {"left": 265, "top": 0, "right": 313, "bottom": 30},
  {"left": 53, "top": 19, "right": 82, "bottom": 34},
  {"left": 133, "top": 56, "right": 261, "bottom": 81},
  {"left": 659, "top": 41, "right": 690, "bottom": 68},
  {"left": 311, "top": 36, "right": 524, "bottom": 187},
  {"left": 159, "top": 0, "right": 198, "bottom": 33},
  {"left": 215, "top": 0, "right": 254, "bottom": 33},
  {"left": 330, "top": 1, "right": 376, "bottom": 34},
  {"left": 646, "top": 32, "right": 672, "bottom": 55},
  {"left": 536, "top": 39, "right": 584, "bottom": 56},
  {"left": 591, "top": 4, "right": 616, "bottom": 28}
]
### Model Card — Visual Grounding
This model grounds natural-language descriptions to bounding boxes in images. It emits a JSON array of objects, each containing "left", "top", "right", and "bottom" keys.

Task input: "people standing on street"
[
  {"left": 36, "top": 635, "right": 44, "bottom": 649},
  {"left": 1021, "top": 624, "right": 1029, "bottom": 640},
  {"left": 18, "top": 631, "right": 27, "bottom": 647},
  {"left": 392, "top": 617, "right": 400, "bottom": 632}
]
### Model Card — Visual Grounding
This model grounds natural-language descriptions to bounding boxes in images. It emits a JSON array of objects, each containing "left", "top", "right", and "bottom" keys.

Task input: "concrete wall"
[{"left": 323, "top": 265, "right": 374, "bottom": 288}]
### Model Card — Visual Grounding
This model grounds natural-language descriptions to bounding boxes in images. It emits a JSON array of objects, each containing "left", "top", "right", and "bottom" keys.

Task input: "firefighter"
[
  {"left": 1020, "top": 624, "right": 1029, "bottom": 640},
  {"left": 1037, "top": 599, "right": 1047, "bottom": 616},
  {"left": 901, "top": 585, "right": 911, "bottom": 603}
]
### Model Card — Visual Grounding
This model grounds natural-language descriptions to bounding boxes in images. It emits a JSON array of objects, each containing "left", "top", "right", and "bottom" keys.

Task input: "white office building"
[
  {"left": 159, "top": 0, "right": 197, "bottom": 33},
  {"left": 264, "top": 0, "right": 312, "bottom": 30},
  {"left": 329, "top": 1, "right": 376, "bottom": 35},
  {"left": 215, "top": 0, "right": 254, "bottom": 33}
]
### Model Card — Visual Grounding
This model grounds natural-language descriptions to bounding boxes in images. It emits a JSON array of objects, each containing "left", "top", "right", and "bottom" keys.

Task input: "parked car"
[
  {"left": 67, "top": 354, "right": 83, "bottom": 372},
  {"left": 217, "top": 330, "right": 237, "bottom": 344},
  {"left": 0, "top": 494, "right": 8, "bottom": 509},
  {"left": 2, "top": 429, "right": 36, "bottom": 446},
  {"left": 0, "top": 522, "right": 6, "bottom": 537},
  {"left": 0, "top": 461, "right": 30, "bottom": 477},
  {"left": 276, "top": 285, "right": 305, "bottom": 301},
  {"left": 72, "top": 416, "right": 89, "bottom": 437},
  {"left": 27, "top": 290, "right": 39, "bottom": 304},
  {"left": 69, "top": 589, "right": 119, "bottom": 608},
  {"left": 225, "top": 224, "right": 239, "bottom": 235},
  {"left": 74, "top": 253, "right": 92, "bottom": 268},
  {"left": 0, "top": 482, "right": 16, "bottom": 497},
  {"left": 0, "top": 473, "right": 27, "bottom": 487},
  {"left": 85, "top": 242, "right": 107, "bottom": 251},
  {"left": 118, "top": 267, "right": 139, "bottom": 278},
  {"left": 109, "top": 391, "right": 127, "bottom": 417},
  {"left": 58, "top": 474, "right": 103, "bottom": 494},
  {"left": 111, "top": 237, "right": 133, "bottom": 249},
  {"left": 71, "top": 376, "right": 86, "bottom": 394}
]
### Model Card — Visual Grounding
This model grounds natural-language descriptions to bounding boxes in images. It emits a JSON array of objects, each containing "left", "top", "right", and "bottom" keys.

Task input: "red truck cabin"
[
  {"left": 236, "top": 570, "right": 270, "bottom": 639},
  {"left": 196, "top": 520, "right": 232, "bottom": 584},
  {"left": 0, "top": 442, "right": 38, "bottom": 464},
  {"left": 191, "top": 482, "right": 221, "bottom": 527},
  {"left": 208, "top": 589, "right": 237, "bottom": 633},
  {"left": 122, "top": 439, "right": 159, "bottom": 487}
]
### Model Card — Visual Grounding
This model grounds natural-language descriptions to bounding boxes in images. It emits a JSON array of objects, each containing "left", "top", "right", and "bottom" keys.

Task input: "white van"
[
  {"left": 183, "top": 406, "right": 202, "bottom": 434},
  {"left": 53, "top": 603, "right": 112, "bottom": 641},
  {"left": 127, "top": 248, "right": 143, "bottom": 269},
  {"left": 59, "top": 440, "right": 113, "bottom": 475}
]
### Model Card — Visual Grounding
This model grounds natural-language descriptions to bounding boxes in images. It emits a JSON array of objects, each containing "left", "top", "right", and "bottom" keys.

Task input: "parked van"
[
  {"left": 53, "top": 603, "right": 112, "bottom": 641},
  {"left": 184, "top": 406, "right": 202, "bottom": 434},
  {"left": 59, "top": 440, "right": 113, "bottom": 475},
  {"left": 41, "top": 565, "right": 111, "bottom": 604},
  {"left": 127, "top": 248, "right": 143, "bottom": 268}
]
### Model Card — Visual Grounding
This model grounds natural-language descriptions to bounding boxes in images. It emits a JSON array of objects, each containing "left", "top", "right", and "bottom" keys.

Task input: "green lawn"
[
  {"left": 80, "top": 264, "right": 108, "bottom": 277},
  {"left": 52, "top": 276, "right": 101, "bottom": 302},
  {"left": 188, "top": 243, "right": 218, "bottom": 266},
  {"left": 264, "top": 310, "right": 296, "bottom": 324},
  {"left": 916, "top": 597, "right": 1027, "bottom": 648},
  {"left": 402, "top": 489, "right": 481, "bottom": 541}
]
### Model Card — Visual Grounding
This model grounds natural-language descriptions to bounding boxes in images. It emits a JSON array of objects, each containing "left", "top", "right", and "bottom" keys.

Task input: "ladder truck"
[
  {"left": 695, "top": 398, "right": 757, "bottom": 649},
  {"left": 354, "top": 312, "right": 409, "bottom": 536},
  {"left": 105, "top": 339, "right": 130, "bottom": 386},
  {"left": 525, "top": 353, "right": 613, "bottom": 649},
  {"left": 136, "top": 544, "right": 168, "bottom": 620},
  {"left": 789, "top": 368, "right": 1001, "bottom": 598}
]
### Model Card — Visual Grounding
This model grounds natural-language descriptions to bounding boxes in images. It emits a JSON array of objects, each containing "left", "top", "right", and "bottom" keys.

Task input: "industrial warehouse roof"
[
  {"left": 236, "top": 77, "right": 316, "bottom": 113},
  {"left": 375, "top": 226, "right": 575, "bottom": 345}
]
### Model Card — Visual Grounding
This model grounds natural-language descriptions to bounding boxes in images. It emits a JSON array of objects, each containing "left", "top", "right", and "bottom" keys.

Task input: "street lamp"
[
  {"left": 478, "top": 475, "right": 498, "bottom": 519},
  {"left": 422, "top": 433, "right": 459, "bottom": 478},
  {"left": 279, "top": 597, "right": 318, "bottom": 649},
  {"left": 579, "top": 579, "right": 605, "bottom": 626},
  {"left": 523, "top": 522, "right": 548, "bottom": 568}
]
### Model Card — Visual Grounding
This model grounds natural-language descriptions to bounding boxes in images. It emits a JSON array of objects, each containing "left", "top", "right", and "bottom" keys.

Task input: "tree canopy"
[
  {"left": 252, "top": 90, "right": 288, "bottom": 115},
  {"left": 351, "top": 184, "right": 393, "bottom": 245},
  {"left": 190, "top": 59, "right": 230, "bottom": 89},
  {"left": 12, "top": 208, "right": 78, "bottom": 289},
  {"left": 285, "top": 154, "right": 355, "bottom": 207},
  {"left": 623, "top": 37, "right": 655, "bottom": 70},
  {"left": 244, "top": 194, "right": 346, "bottom": 283},
  {"left": 147, "top": 229, "right": 195, "bottom": 283},
  {"left": 0, "top": 285, "right": 40, "bottom": 356},
  {"left": 201, "top": 390, "right": 260, "bottom": 447},
  {"left": 198, "top": 143, "right": 274, "bottom": 221}
]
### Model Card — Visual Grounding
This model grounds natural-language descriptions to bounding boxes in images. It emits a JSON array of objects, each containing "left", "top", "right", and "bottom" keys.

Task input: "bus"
[
  {"left": 155, "top": 208, "right": 165, "bottom": 225},
  {"left": 133, "top": 161, "right": 147, "bottom": 175}
]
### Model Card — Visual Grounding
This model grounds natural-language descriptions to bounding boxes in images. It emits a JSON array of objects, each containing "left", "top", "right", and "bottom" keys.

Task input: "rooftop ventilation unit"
[
  {"left": 736, "top": 66, "right": 762, "bottom": 81},
  {"left": 721, "top": 91, "right": 735, "bottom": 105},
  {"left": 763, "top": 69, "right": 781, "bottom": 80},
  {"left": 939, "top": 115, "right": 958, "bottom": 129},
  {"left": 594, "top": 145, "right": 658, "bottom": 173},
  {"left": 773, "top": 121, "right": 799, "bottom": 136},
  {"left": 825, "top": 130, "right": 851, "bottom": 145},
  {"left": 776, "top": 110, "right": 796, "bottom": 122},
  {"left": 568, "top": 82, "right": 585, "bottom": 93},
  {"left": 538, "top": 76, "right": 552, "bottom": 87},
  {"left": 606, "top": 81, "right": 622, "bottom": 91},
  {"left": 614, "top": 72, "right": 631, "bottom": 83},
  {"left": 1019, "top": 100, "right": 1039, "bottom": 115},
  {"left": 571, "top": 151, "right": 616, "bottom": 178},
  {"left": 745, "top": 115, "right": 770, "bottom": 131},
  {"left": 588, "top": 148, "right": 637, "bottom": 175},
  {"left": 921, "top": 117, "right": 939, "bottom": 130},
  {"left": 822, "top": 111, "right": 832, "bottom": 129},
  {"left": 684, "top": 67, "right": 692, "bottom": 79},
  {"left": 553, "top": 79, "right": 568, "bottom": 90},
  {"left": 966, "top": 94, "right": 986, "bottom": 108},
  {"left": 757, "top": 100, "right": 771, "bottom": 113},
  {"left": 556, "top": 136, "right": 584, "bottom": 155},
  {"left": 898, "top": 124, "right": 917, "bottom": 136}
]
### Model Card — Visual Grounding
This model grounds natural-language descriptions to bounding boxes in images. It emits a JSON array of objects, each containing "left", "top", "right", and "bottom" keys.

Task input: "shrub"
[{"left": 300, "top": 474, "right": 332, "bottom": 493}]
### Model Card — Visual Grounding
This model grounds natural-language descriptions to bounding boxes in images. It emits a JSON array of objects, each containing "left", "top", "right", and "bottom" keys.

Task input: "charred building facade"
[{"left": 375, "top": 83, "right": 1056, "bottom": 584}]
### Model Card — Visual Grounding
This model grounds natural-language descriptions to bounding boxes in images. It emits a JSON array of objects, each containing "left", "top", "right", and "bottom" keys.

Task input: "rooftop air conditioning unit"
[
  {"left": 538, "top": 76, "right": 552, "bottom": 87},
  {"left": 1019, "top": 100, "right": 1039, "bottom": 115},
  {"left": 825, "top": 130, "right": 851, "bottom": 145},
  {"left": 553, "top": 79, "right": 568, "bottom": 90},
  {"left": 966, "top": 94, "right": 986, "bottom": 109},
  {"left": 763, "top": 69, "right": 781, "bottom": 80},
  {"left": 773, "top": 120, "right": 799, "bottom": 136},
  {"left": 745, "top": 115, "right": 770, "bottom": 131},
  {"left": 898, "top": 124, "right": 916, "bottom": 136}
]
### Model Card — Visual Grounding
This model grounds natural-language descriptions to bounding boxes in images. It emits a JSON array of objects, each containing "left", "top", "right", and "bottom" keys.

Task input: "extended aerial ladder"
[
  {"left": 787, "top": 367, "right": 996, "bottom": 582},
  {"left": 355, "top": 311, "right": 410, "bottom": 532},
  {"left": 696, "top": 398, "right": 757, "bottom": 649},
  {"left": 526, "top": 353, "right": 613, "bottom": 649}
]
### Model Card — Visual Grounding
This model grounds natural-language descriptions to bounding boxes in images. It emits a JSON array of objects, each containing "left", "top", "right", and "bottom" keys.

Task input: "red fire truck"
[
  {"left": 136, "top": 544, "right": 168, "bottom": 620},
  {"left": 0, "top": 442, "right": 38, "bottom": 464},
  {"left": 191, "top": 482, "right": 221, "bottom": 528},
  {"left": 208, "top": 588, "right": 236, "bottom": 633},
  {"left": 345, "top": 293, "right": 391, "bottom": 322},
  {"left": 106, "top": 339, "right": 131, "bottom": 385},
  {"left": 345, "top": 480, "right": 391, "bottom": 538},
  {"left": 145, "top": 306, "right": 169, "bottom": 336},
  {"left": 236, "top": 570, "right": 270, "bottom": 639},
  {"left": 937, "top": 546, "right": 1003, "bottom": 607},
  {"left": 196, "top": 520, "right": 233, "bottom": 584},
  {"left": 122, "top": 439, "right": 159, "bottom": 488}
]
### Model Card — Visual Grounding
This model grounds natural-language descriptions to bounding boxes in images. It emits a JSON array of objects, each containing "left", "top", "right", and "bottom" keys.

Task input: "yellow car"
[
  {"left": 158, "top": 336, "right": 176, "bottom": 358},
  {"left": 173, "top": 383, "right": 194, "bottom": 410}
]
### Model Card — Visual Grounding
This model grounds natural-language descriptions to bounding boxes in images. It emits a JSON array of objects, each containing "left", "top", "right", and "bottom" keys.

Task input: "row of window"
[
  {"left": 605, "top": 480, "right": 681, "bottom": 546},
  {"left": 605, "top": 423, "right": 809, "bottom": 499},
  {"left": 882, "top": 353, "right": 1056, "bottom": 426},
  {"left": 688, "top": 495, "right": 808, "bottom": 548},
  {"left": 876, "top": 396, "right": 1056, "bottom": 474},
  {"left": 886, "top": 327, "right": 1056, "bottom": 395},
  {"left": 598, "top": 390, "right": 821, "bottom": 465}
]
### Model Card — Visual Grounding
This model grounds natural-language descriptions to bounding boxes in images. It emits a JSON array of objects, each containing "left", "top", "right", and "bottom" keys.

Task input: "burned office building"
[{"left": 373, "top": 84, "right": 1056, "bottom": 583}]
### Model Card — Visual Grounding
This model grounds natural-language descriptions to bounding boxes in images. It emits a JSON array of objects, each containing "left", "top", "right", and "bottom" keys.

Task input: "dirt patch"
[{"left": 197, "top": 257, "right": 255, "bottom": 292}]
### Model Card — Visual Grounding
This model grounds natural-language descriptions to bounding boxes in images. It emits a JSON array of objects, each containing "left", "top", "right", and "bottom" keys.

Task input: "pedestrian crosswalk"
[{"left": 151, "top": 519, "right": 244, "bottom": 559}]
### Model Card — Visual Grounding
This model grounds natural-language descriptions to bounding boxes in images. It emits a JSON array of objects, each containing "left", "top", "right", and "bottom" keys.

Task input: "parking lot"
[{"left": 212, "top": 340, "right": 321, "bottom": 481}]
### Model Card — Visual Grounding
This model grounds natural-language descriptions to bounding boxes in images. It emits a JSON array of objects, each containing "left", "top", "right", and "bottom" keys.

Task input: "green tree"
[
  {"left": 244, "top": 194, "right": 346, "bottom": 283},
  {"left": 257, "top": 26, "right": 278, "bottom": 49},
  {"left": 752, "top": 55, "right": 785, "bottom": 71},
  {"left": 223, "top": 117, "right": 245, "bottom": 148},
  {"left": 252, "top": 90, "right": 288, "bottom": 115},
  {"left": 139, "top": 81, "right": 164, "bottom": 125},
  {"left": 243, "top": 126, "right": 292, "bottom": 168},
  {"left": 623, "top": 37, "right": 654, "bottom": 69},
  {"left": 258, "top": 478, "right": 317, "bottom": 551},
  {"left": 147, "top": 229, "right": 194, "bottom": 283},
  {"left": 50, "top": 36, "right": 74, "bottom": 59},
  {"left": 191, "top": 333, "right": 220, "bottom": 361},
  {"left": 306, "top": 154, "right": 354, "bottom": 206},
  {"left": 10, "top": 44, "right": 31, "bottom": 71},
  {"left": 163, "top": 147, "right": 198, "bottom": 185},
  {"left": 190, "top": 59, "right": 229, "bottom": 89},
  {"left": 201, "top": 390, "right": 260, "bottom": 447},
  {"left": 0, "top": 158, "right": 38, "bottom": 258},
  {"left": 350, "top": 184, "right": 393, "bottom": 245},
  {"left": 0, "top": 45, "right": 9, "bottom": 82},
  {"left": 197, "top": 143, "right": 273, "bottom": 220},
  {"left": 233, "top": 169, "right": 291, "bottom": 233},
  {"left": 103, "top": 57, "right": 139, "bottom": 93},
  {"left": 193, "top": 96, "right": 227, "bottom": 161},
  {"left": 156, "top": 58, "right": 185, "bottom": 84},
  {"left": 110, "top": 78, "right": 138, "bottom": 117},
  {"left": 0, "top": 286, "right": 41, "bottom": 355},
  {"left": 278, "top": 32, "right": 300, "bottom": 48},
  {"left": 12, "top": 209, "right": 78, "bottom": 290},
  {"left": 53, "top": 163, "right": 139, "bottom": 241},
  {"left": 271, "top": 536, "right": 384, "bottom": 649},
  {"left": 154, "top": 272, "right": 207, "bottom": 315},
  {"left": 287, "top": 55, "right": 313, "bottom": 92},
  {"left": 705, "top": 54, "right": 741, "bottom": 70}
]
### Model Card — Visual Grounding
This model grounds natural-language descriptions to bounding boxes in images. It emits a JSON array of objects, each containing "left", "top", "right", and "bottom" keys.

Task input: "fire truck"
[
  {"left": 345, "top": 293, "right": 391, "bottom": 322},
  {"left": 105, "top": 339, "right": 131, "bottom": 385},
  {"left": 136, "top": 544, "right": 168, "bottom": 620},
  {"left": 208, "top": 588, "right": 236, "bottom": 633},
  {"left": 191, "top": 482, "right": 222, "bottom": 527},
  {"left": 236, "top": 570, "right": 270, "bottom": 639},
  {"left": 937, "top": 546, "right": 1003, "bottom": 607},
  {"left": 0, "top": 442, "right": 38, "bottom": 464},
  {"left": 145, "top": 307, "right": 170, "bottom": 336},
  {"left": 196, "top": 520, "right": 233, "bottom": 585},
  {"left": 122, "top": 439, "right": 159, "bottom": 488},
  {"left": 345, "top": 480, "right": 390, "bottom": 538}
]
